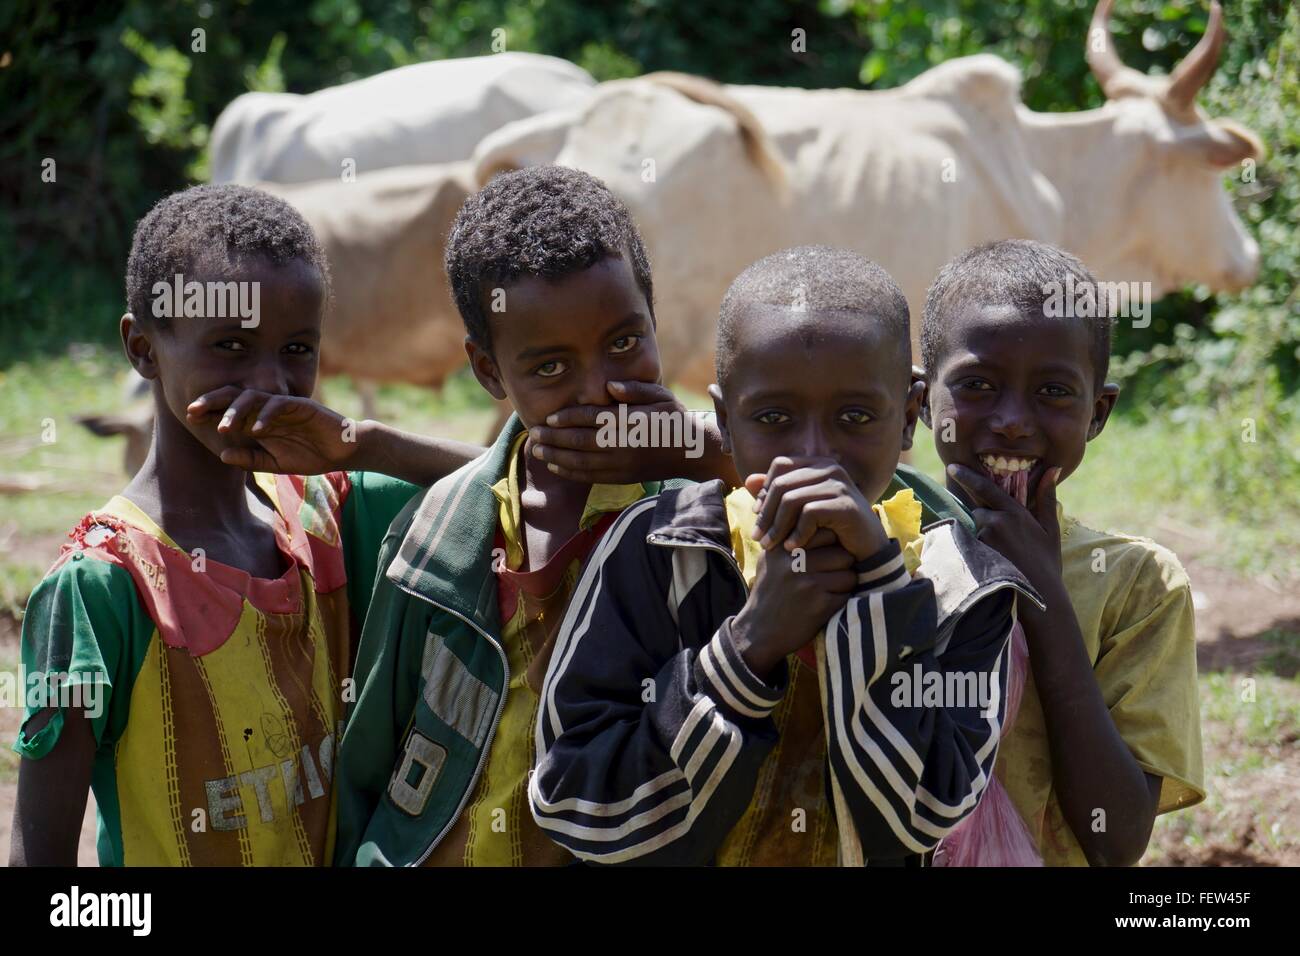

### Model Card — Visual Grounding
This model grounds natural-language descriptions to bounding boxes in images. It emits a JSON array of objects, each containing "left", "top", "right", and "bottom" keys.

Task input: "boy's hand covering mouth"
[
  {"left": 947, "top": 462, "right": 1064, "bottom": 588},
  {"left": 731, "top": 524, "right": 858, "bottom": 680},
  {"left": 187, "top": 386, "right": 359, "bottom": 475},
  {"left": 525, "top": 380, "right": 694, "bottom": 483},
  {"left": 748, "top": 456, "right": 890, "bottom": 561}
]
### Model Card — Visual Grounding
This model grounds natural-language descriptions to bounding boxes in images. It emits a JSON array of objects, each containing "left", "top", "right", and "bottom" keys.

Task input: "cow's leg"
[{"left": 355, "top": 379, "right": 379, "bottom": 421}]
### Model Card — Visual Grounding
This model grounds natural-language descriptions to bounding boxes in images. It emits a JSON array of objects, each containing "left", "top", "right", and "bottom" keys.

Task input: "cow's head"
[{"left": 1084, "top": 0, "right": 1262, "bottom": 294}]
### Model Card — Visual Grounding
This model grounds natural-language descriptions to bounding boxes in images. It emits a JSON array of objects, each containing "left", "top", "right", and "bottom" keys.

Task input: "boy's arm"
[
  {"left": 9, "top": 708, "right": 95, "bottom": 866},
  {"left": 1018, "top": 578, "right": 1163, "bottom": 865},
  {"left": 949, "top": 464, "right": 1162, "bottom": 866},
  {"left": 9, "top": 555, "right": 135, "bottom": 866},
  {"left": 821, "top": 542, "right": 1017, "bottom": 860},
  {"left": 530, "top": 501, "right": 785, "bottom": 865},
  {"left": 351, "top": 422, "right": 484, "bottom": 487},
  {"left": 187, "top": 386, "right": 484, "bottom": 486}
]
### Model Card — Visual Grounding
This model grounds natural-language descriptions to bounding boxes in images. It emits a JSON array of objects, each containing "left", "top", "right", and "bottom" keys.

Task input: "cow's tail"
[{"left": 640, "top": 71, "right": 787, "bottom": 197}]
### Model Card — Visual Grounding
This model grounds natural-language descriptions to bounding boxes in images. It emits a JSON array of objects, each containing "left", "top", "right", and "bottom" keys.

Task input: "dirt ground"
[{"left": 0, "top": 524, "right": 1296, "bottom": 868}]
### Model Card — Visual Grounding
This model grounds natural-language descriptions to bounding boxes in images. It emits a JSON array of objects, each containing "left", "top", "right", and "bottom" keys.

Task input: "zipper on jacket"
[{"left": 389, "top": 581, "right": 510, "bottom": 867}]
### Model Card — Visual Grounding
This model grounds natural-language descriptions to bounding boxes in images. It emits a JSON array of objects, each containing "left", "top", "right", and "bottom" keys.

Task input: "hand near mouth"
[
  {"left": 947, "top": 462, "right": 1064, "bottom": 591},
  {"left": 746, "top": 456, "right": 890, "bottom": 561},
  {"left": 187, "top": 386, "right": 358, "bottom": 475}
]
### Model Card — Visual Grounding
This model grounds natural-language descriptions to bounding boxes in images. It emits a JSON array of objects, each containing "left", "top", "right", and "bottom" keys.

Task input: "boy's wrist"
[
  {"left": 730, "top": 606, "right": 780, "bottom": 680},
  {"left": 345, "top": 418, "right": 384, "bottom": 471}
]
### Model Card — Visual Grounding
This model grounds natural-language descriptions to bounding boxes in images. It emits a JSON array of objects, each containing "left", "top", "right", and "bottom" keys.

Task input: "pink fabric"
[{"left": 932, "top": 620, "right": 1044, "bottom": 867}]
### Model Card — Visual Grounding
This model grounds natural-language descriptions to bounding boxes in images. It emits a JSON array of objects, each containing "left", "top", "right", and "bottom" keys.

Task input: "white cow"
[
  {"left": 472, "top": 0, "right": 1262, "bottom": 390},
  {"left": 210, "top": 52, "right": 594, "bottom": 184}
]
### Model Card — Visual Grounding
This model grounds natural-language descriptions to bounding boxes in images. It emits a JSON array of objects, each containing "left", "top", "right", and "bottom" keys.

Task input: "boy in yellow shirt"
[{"left": 920, "top": 239, "right": 1204, "bottom": 865}]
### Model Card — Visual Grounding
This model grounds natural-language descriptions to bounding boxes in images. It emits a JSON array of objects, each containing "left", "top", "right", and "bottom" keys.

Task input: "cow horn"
[
  {"left": 1165, "top": 0, "right": 1226, "bottom": 112},
  {"left": 1086, "top": 0, "right": 1149, "bottom": 99}
]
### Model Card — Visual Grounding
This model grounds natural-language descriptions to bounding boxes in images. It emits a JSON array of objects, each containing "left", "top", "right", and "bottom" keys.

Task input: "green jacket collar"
[{"left": 385, "top": 414, "right": 526, "bottom": 636}]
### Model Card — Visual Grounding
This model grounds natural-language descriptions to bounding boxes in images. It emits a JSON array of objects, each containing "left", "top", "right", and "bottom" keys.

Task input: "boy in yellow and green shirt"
[{"left": 9, "top": 185, "right": 484, "bottom": 866}]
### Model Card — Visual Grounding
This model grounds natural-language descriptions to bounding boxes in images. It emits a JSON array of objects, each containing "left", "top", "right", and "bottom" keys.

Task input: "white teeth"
[{"left": 980, "top": 454, "right": 1038, "bottom": 474}]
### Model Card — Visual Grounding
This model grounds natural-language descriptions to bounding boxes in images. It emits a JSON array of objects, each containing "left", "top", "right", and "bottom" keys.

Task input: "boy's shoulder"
[
  {"left": 1061, "top": 510, "right": 1191, "bottom": 591},
  {"left": 30, "top": 517, "right": 141, "bottom": 608},
  {"left": 1059, "top": 509, "right": 1194, "bottom": 643}
]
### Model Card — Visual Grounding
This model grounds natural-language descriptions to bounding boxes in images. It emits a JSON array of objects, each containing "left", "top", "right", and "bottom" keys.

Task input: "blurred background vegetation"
[{"left": 0, "top": 0, "right": 1296, "bottom": 559}]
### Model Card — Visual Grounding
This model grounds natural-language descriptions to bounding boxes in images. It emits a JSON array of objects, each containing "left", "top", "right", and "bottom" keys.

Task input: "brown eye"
[
  {"left": 755, "top": 410, "right": 790, "bottom": 425},
  {"left": 536, "top": 360, "right": 566, "bottom": 378},
  {"left": 840, "top": 408, "right": 872, "bottom": 424},
  {"left": 610, "top": 335, "right": 639, "bottom": 354}
]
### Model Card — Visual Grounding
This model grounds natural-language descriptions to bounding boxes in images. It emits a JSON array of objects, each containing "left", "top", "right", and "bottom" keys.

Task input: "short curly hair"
[
  {"left": 126, "top": 184, "right": 330, "bottom": 326},
  {"left": 715, "top": 245, "right": 911, "bottom": 391},
  {"left": 445, "top": 165, "right": 654, "bottom": 351},
  {"left": 922, "top": 239, "right": 1111, "bottom": 390}
]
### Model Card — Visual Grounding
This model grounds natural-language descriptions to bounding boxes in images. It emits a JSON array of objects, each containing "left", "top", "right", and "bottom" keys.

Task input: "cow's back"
[
  {"left": 722, "top": 57, "right": 1062, "bottom": 329},
  {"left": 212, "top": 53, "right": 595, "bottom": 184}
]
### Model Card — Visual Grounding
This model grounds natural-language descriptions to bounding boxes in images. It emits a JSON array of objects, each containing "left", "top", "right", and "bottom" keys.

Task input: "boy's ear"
[
  {"left": 707, "top": 384, "right": 732, "bottom": 456},
  {"left": 1088, "top": 382, "right": 1121, "bottom": 441},
  {"left": 912, "top": 366, "right": 932, "bottom": 431},
  {"left": 121, "top": 312, "right": 160, "bottom": 380},
  {"left": 465, "top": 336, "right": 508, "bottom": 402},
  {"left": 901, "top": 373, "right": 926, "bottom": 451}
]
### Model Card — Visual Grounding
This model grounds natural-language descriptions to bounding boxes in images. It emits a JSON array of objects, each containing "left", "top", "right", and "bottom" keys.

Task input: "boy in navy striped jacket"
[{"left": 529, "top": 246, "right": 1041, "bottom": 865}]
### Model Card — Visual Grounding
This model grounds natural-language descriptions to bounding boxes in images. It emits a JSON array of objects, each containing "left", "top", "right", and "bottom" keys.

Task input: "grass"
[
  {"left": 0, "top": 638, "right": 20, "bottom": 786},
  {"left": 1144, "top": 668, "right": 1299, "bottom": 864}
]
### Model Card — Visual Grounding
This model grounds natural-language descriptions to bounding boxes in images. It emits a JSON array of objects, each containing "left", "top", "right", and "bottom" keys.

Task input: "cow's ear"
[{"left": 1189, "top": 120, "right": 1263, "bottom": 168}]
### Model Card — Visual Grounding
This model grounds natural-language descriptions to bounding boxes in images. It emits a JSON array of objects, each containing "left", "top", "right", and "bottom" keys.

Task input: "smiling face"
[
  {"left": 125, "top": 255, "right": 325, "bottom": 459},
  {"left": 926, "top": 304, "right": 1119, "bottom": 509},
  {"left": 465, "top": 253, "right": 661, "bottom": 431},
  {"left": 712, "top": 305, "right": 921, "bottom": 505}
]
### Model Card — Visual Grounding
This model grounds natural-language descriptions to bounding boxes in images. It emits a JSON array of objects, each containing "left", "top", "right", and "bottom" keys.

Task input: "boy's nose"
[
  {"left": 798, "top": 423, "right": 836, "bottom": 460},
  {"left": 988, "top": 397, "right": 1036, "bottom": 439},
  {"left": 576, "top": 374, "right": 613, "bottom": 408},
  {"left": 245, "top": 361, "right": 290, "bottom": 397}
]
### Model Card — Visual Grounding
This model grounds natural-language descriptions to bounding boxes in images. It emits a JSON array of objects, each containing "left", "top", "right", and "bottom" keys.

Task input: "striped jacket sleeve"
[
  {"left": 529, "top": 500, "right": 786, "bottom": 865},
  {"left": 821, "top": 540, "right": 1017, "bottom": 860}
]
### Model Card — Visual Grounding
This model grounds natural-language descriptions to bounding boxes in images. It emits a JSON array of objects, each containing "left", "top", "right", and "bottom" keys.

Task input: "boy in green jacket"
[{"left": 331, "top": 166, "right": 739, "bottom": 866}]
